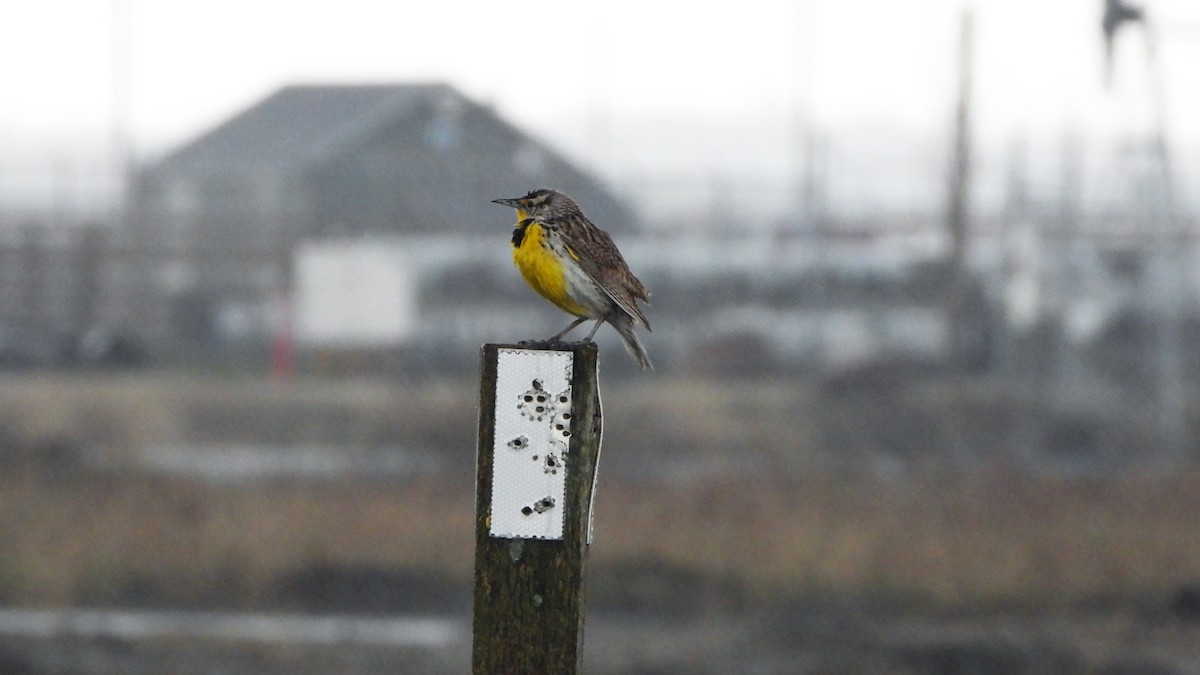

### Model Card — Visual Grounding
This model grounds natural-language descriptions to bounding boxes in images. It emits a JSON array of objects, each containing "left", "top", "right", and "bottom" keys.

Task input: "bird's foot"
[{"left": 517, "top": 337, "right": 588, "bottom": 349}]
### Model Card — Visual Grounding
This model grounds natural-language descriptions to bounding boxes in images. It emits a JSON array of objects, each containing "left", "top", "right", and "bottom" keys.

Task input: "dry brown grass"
[
  {"left": 0, "top": 472, "right": 475, "bottom": 606},
  {"left": 593, "top": 470, "right": 1200, "bottom": 605},
  {"left": 2, "top": 467, "right": 1199, "bottom": 609},
  {"left": 0, "top": 372, "right": 1196, "bottom": 611}
]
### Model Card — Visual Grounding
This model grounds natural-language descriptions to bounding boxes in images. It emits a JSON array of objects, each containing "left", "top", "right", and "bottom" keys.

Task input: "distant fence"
[{"left": 0, "top": 221, "right": 108, "bottom": 338}]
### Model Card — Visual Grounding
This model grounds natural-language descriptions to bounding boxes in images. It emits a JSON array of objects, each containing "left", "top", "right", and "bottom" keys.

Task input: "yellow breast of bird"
[{"left": 512, "top": 221, "right": 590, "bottom": 317}]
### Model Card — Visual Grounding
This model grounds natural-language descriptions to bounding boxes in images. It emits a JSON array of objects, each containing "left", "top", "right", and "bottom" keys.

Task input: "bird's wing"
[{"left": 556, "top": 217, "right": 651, "bottom": 330}]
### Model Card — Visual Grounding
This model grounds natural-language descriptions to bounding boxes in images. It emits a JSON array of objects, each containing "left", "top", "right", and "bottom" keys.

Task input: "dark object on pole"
[
  {"left": 472, "top": 342, "right": 602, "bottom": 674},
  {"left": 1103, "top": 0, "right": 1145, "bottom": 86}
]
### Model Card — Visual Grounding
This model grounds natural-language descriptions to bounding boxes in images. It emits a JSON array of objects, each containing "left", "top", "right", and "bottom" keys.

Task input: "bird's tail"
[{"left": 610, "top": 313, "right": 653, "bottom": 371}]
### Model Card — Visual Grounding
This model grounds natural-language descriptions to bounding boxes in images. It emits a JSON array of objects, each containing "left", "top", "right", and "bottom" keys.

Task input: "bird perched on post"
[{"left": 492, "top": 188, "right": 652, "bottom": 370}]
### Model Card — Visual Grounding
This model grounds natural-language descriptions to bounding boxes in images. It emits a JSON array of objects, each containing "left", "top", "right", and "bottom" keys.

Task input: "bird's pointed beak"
[{"left": 492, "top": 197, "right": 522, "bottom": 208}]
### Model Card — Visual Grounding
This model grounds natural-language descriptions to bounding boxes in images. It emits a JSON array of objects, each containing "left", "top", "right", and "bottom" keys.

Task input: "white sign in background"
[{"left": 489, "top": 349, "right": 574, "bottom": 539}]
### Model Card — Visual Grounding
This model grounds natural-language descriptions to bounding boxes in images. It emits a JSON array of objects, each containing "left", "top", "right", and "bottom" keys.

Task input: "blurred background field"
[
  {"left": 5, "top": 0, "right": 1200, "bottom": 672},
  {"left": 1, "top": 371, "right": 1200, "bottom": 672},
  {"left": 4, "top": 371, "right": 1198, "bottom": 606}
]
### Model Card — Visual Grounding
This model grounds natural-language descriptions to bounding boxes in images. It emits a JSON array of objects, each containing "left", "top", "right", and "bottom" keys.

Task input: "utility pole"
[
  {"left": 944, "top": 8, "right": 975, "bottom": 369},
  {"left": 1100, "top": 0, "right": 1188, "bottom": 454}
]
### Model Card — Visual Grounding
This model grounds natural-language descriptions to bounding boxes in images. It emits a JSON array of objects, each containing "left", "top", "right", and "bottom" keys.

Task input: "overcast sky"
[{"left": 2, "top": 0, "right": 1198, "bottom": 217}]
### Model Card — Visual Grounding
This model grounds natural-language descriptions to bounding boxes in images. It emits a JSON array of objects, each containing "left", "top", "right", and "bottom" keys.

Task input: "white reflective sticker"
[{"left": 490, "top": 349, "right": 573, "bottom": 539}]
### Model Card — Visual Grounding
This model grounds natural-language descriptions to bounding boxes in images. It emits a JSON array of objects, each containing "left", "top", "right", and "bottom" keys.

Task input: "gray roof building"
[
  {"left": 147, "top": 83, "right": 634, "bottom": 235},
  {"left": 118, "top": 83, "right": 635, "bottom": 351}
]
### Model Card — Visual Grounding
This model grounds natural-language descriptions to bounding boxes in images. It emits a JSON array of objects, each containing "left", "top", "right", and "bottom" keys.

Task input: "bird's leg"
[
  {"left": 548, "top": 316, "right": 588, "bottom": 341},
  {"left": 583, "top": 317, "right": 606, "bottom": 342}
]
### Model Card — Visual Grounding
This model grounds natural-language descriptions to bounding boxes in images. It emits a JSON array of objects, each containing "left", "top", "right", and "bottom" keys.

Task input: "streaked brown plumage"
[{"left": 492, "top": 188, "right": 653, "bottom": 370}]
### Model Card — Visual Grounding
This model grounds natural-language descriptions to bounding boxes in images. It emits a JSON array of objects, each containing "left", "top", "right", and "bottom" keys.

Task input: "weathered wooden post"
[{"left": 472, "top": 342, "right": 602, "bottom": 674}]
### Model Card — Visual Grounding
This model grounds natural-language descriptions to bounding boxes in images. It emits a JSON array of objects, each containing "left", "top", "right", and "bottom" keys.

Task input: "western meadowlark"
[{"left": 492, "top": 188, "right": 653, "bottom": 370}]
